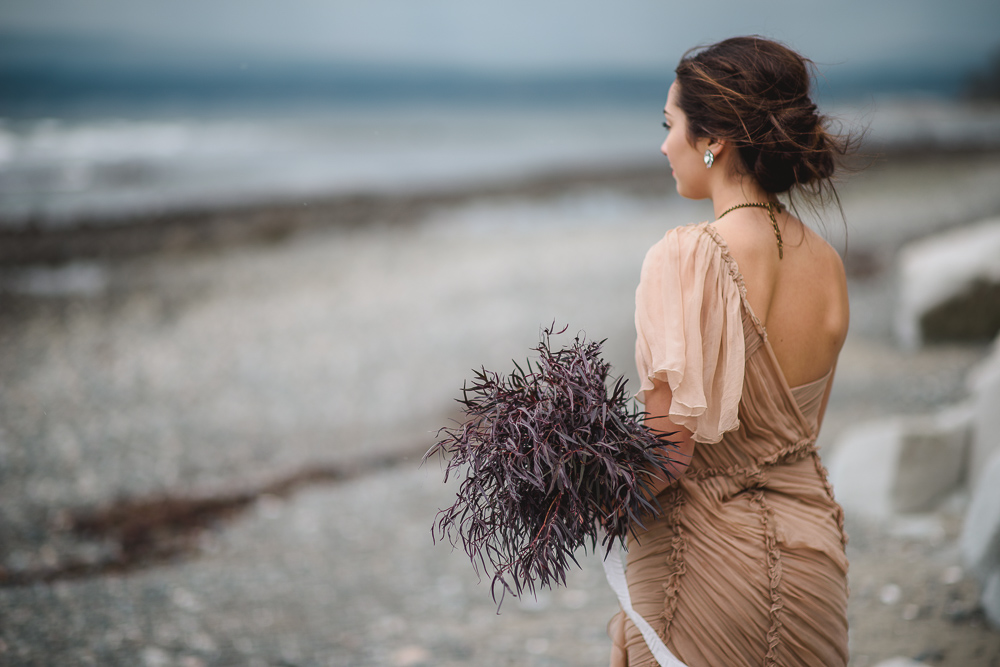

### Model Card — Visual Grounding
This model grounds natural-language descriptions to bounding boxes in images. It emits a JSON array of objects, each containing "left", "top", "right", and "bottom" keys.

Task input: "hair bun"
[
  {"left": 743, "top": 102, "right": 835, "bottom": 192},
  {"left": 674, "top": 36, "right": 852, "bottom": 197}
]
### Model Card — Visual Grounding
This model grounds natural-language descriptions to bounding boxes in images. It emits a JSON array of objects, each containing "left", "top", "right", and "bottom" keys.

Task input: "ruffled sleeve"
[{"left": 634, "top": 223, "right": 745, "bottom": 444}]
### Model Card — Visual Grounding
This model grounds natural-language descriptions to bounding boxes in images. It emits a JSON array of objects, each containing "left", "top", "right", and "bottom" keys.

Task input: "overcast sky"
[{"left": 2, "top": 0, "right": 999, "bottom": 74}]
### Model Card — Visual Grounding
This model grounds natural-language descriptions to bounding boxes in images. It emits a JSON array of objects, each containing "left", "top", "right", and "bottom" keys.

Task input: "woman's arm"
[{"left": 641, "top": 378, "right": 697, "bottom": 496}]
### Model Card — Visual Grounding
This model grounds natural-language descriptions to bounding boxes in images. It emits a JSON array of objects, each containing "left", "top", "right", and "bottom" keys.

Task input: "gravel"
[{"left": 2, "top": 153, "right": 1000, "bottom": 666}]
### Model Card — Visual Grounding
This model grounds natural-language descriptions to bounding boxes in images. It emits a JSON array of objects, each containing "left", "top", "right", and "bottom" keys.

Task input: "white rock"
[
  {"left": 968, "top": 336, "right": 1000, "bottom": 493},
  {"left": 983, "top": 569, "right": 1000, "bottom": 630},
  {"left": 959, "top": 451, "right": 1000, "bottom": 578},
  {"left": 895, "top": 218, "right": 1000, "bottom": 348},
  {"left": 827, "top": 419, "right": 902, "bottom": 521},
  {"left": 891, "top": 404, "right": 972, "bottom": 513},
  {"left": 872, "top": 659, "right": 928, "bottom": 667},
  {"left": 828, "top": 409, "right": 971, "bottom": 520},
  {"left": 879, "top": 583, "right": 903, "bottom": 605}
]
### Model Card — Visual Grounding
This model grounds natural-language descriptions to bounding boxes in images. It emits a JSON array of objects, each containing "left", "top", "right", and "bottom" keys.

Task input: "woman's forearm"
[{"left": 641, "top": 379, "right": 697, "bottom": 495}]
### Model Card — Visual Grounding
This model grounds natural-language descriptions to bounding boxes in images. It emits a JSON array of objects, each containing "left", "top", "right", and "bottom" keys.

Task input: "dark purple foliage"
[{"left": 425, "top": 325, "right": 678, "bottom": 606}]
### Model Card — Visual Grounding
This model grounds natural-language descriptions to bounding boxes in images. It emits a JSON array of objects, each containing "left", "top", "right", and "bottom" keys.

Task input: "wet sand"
[{"left": 2, "top": 151, "right": 1000, "bottom": 665}]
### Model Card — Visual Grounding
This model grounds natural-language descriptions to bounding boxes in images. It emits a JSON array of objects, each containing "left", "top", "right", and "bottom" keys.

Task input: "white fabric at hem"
[{"left": 602, "top": 542, "right": 688, "bottom": 667}]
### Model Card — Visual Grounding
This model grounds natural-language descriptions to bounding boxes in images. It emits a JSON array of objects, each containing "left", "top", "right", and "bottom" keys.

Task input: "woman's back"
[{"left": 713, "top": 211, "right": 849, "bottom": 391}]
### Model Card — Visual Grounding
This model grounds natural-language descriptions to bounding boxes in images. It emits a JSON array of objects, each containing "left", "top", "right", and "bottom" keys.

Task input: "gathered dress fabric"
[{"left": 609, "top": 222, "right": 849, "bottom": 667}]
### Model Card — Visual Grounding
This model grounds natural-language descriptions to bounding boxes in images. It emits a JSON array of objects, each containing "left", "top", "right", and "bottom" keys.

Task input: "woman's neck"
[{"left": 708, "top": 174, "right": 774, "bottom": 219}]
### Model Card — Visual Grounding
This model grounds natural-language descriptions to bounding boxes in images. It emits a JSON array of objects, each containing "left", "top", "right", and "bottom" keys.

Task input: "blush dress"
[{"left": 609, "top": 222, "right": 849, "bottom": 667}]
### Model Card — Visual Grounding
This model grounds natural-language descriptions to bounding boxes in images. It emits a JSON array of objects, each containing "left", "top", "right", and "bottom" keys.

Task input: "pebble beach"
[{"left": 2, "top": 141, "right": 1000, "bottom": 666}]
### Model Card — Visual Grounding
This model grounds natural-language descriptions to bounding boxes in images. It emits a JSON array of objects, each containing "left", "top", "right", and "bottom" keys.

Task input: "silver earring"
[{"left": 704, "top": 149, "right": 715, "bottom": 169}]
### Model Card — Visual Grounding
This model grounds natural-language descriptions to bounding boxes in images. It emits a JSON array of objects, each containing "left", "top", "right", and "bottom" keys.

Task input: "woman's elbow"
[{"left": 648, "top": 437, "right": 695, "bottom": 494}]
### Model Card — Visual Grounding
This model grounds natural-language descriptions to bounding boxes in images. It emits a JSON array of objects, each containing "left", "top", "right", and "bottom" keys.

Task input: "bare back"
[{"left": 712, "top": 210, "right": 849, "bottom": 389}]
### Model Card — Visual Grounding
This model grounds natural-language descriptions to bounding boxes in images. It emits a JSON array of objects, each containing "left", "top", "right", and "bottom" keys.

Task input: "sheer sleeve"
[{"left": 634, "top": 223, "right": 745, "bottom": 444}]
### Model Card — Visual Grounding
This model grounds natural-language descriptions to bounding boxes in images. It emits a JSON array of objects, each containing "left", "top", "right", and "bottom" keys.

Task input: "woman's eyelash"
[{"left": 662, "top": 122, "right": 670, "bottom": 131}]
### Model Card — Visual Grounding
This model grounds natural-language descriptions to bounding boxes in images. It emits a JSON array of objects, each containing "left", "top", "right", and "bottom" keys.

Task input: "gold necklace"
[{"left": 716, "top": 202, "right": 783, "bottom": 259}]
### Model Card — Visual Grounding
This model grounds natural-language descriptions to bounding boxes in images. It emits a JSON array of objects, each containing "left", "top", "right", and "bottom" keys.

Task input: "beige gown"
[{"left": 609, "top": 222, "right": 849, "bottom": 667}]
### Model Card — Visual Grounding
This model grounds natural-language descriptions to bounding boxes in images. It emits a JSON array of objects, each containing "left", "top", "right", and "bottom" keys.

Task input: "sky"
[{"left": 2, "top": 0, "right": 999, "bottom": 76}]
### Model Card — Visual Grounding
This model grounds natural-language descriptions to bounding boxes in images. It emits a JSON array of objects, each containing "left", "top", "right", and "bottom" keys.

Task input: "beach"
[{"left": 2, "top": 126, "right": 1000, "bottom": 664}]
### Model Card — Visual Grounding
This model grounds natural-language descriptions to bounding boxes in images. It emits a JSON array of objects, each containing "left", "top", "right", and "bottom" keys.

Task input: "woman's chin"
[{"left": 673, "top": 181, "right": 706, "bottom": 201}]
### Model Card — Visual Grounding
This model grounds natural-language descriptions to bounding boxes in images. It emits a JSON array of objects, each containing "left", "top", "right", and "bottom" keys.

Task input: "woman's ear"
[{"left": 695, "top": 136, "right": 726, "bottom": 154}]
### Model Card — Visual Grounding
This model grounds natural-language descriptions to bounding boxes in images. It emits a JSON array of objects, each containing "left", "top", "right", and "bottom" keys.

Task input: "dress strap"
[{"left": 698, "top": 223, "right": 767, "bottom": 339}]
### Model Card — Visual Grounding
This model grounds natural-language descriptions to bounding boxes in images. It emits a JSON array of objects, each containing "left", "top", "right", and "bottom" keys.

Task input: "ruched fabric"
[{"left": 612, "top": 222, "right": 849, "bottom": 667}]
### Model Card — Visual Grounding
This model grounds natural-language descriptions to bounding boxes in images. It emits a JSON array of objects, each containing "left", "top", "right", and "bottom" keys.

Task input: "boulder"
[
  {"left": 960, "top": 451, "right": 1000, "bottom": 579},
  {"left": 895, "top": 218, "right": 1000, "bottom": 348},
  {"left": 984, "top": 570, "right": 1000, "bottom": 630},
  {"left": 890, "top": 404, "right": 972, "bottom": 513},
  {"left": 827, "top": 419, "right": 901, "bottom": 521},
  {"left": 960, "top": 449, "right": 1000, "bottom": 629},
  {"left": 967, "top": 336, "right": 1000, "bottom": 493},
  {"left": 828, "top": 407, "right": 972, "bottom": 520}
]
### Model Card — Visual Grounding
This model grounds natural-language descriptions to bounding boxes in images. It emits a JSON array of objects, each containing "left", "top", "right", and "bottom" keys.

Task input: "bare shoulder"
[
  {"left": 710, "top": 215, "right": 776, "bottom": 261},
  {"left": 800, "top": 225, "right": 849, "bottom": 309},
  {"left": 714, "top": 213, "right": 849, "bottom": 381},
  {"left": 776, "top": 222, "right": 851, "bottom": 361},
  {"left": 801, "top": 222, "right": 845, "bottom": 265}
]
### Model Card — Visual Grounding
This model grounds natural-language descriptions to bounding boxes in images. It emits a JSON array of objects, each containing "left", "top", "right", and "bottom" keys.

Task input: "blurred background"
[
  {"left": 1, "top": 1, "right": 1000, "bottom": 665},
  {"left": 1, "top": 0, "right": 999, "bottom": 225}
]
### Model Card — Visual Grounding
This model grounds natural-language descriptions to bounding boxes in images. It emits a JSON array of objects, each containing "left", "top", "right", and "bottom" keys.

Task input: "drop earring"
[{"left": 703, "top": 149, "right": 715, "bottom": 169}]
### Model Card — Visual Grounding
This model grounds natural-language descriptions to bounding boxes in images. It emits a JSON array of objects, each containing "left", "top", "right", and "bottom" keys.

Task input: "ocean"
[
  {"left": 0, "top": 103, "right": 667, "bottom": 227},
  {"left": 1, "top": 68, "right": 998, "bottom": 229}
]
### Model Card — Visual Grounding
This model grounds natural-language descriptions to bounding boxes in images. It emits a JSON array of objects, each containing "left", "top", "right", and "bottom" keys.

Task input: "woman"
[{"left": 609, "top": 37, "right": 851, "bottom": 666}]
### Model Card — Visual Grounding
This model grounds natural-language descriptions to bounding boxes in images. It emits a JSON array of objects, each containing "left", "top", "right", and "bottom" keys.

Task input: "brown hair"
[{"left": 674, "top": 36, "right": 853, "bottom": 199}]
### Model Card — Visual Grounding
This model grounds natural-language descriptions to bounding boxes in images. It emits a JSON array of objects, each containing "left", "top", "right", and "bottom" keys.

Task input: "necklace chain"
[{"left": 716, "top": 202, "right": 784, "bottom": 260}]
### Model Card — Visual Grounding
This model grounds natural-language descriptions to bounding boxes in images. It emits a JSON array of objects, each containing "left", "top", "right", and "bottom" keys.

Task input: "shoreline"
[
  {"left": 0, "top": 163, "right": 668, "bottom": 266},
  {"left": 3, "top": 144, "right": 1000, "bottom": 267}
]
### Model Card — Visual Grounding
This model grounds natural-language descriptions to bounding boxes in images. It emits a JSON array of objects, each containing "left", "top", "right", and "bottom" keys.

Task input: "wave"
[{"left": 1, "top": 96, "right": 998, "bottom": 228}]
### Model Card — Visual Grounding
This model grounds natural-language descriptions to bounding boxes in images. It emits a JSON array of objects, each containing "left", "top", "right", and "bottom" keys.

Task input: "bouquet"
[{"left": 425, "top": 325, "right": 678, "bottom": 606}]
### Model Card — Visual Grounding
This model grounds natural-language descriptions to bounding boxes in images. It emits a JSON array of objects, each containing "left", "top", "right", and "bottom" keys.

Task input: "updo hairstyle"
[{"left": 674, "top": 36, "right": 851, "bottom": 198}]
